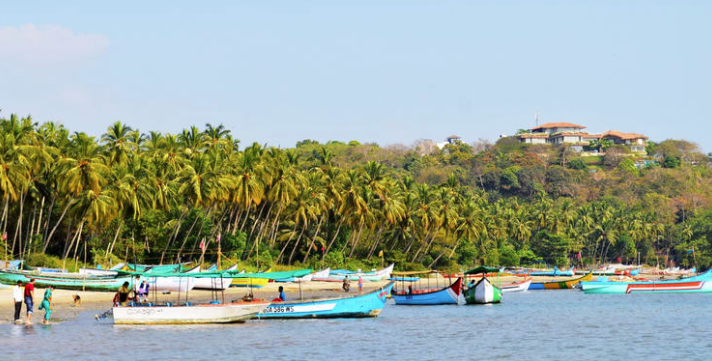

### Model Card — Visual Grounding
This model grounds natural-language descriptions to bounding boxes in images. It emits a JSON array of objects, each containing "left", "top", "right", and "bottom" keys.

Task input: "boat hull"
[
  {"left": 185, "top": 265, "right": 233, "bottom": 291},
  {"left": 148, "top": 276, "right": 195, "bottom": 292},
  {"left": 260, "top": 283, "right": 393, "bottom": 318},
  {"left": 530, "top": 273, "right": 593, "bottom": 290},
  {"left": 465, "top": 277, "right": 502, "bottom": 304},
  {"left": 502, "top": 279, "right": 531, "bottom": 293},
  {"left": 581, "top": 270, "right": 712, "bottom": 294},
  {"left": 0, "top": 270, "right": 132, "bottom": 291},
  {"left": 392, "top": 277, "right": 461, "bottom": 305},
  {"left": 230, "top": 277, "right": 269, "bottom": 288},
  {"left": 113, "top": 302, "right": 269, "bottom": 325}
]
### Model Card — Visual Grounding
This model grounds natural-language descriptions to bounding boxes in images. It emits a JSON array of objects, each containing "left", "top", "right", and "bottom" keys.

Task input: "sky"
[{"left": 1, "top": 1, "right": 711, "bottom": 151}]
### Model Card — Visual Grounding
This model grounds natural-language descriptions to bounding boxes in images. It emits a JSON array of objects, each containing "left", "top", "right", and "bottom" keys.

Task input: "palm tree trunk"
[
  {"left": 367, "top": 226, "right": 385, "bottom": 260},
  {"left": 268, "top": 205, "right": 284, "bottom": 248},
  {"left": 0, "top": 195, "right": 9, "bottom": 236},
  {"left": 449, "top": 235, "right": 467, "bottom": 258},
  {"left": 277, "top": 223, "right": 299, "bottom": 263},
  {"left": 160, "top": 210, "right": 187, "bottom": 264},
  {"left": 242, "top": 202, "right": 268, "bottom": 260},
  {"left": 190, "top": 206, "right": 213, "bottom": 256},
  {"left": 41, "top": 195, "right": 56, "bottom": 246},
  {"left": 322, "top": 219, "right": 343, "bottom": 261},
  {"left": 43, "top": 197, "right": 74, "bottom": 253},
  {"left": 107, "top": 219, "right": 123, "bottom": 256},
  {"left": 303, "top": 216, "right": 324, "bottom": 263},
  {"left": 175, "top": 211, "right": 201, "bottom": 262},
  {"left": 11, "top": 192, "right": 26, "bottom": 259},
  {"left": 288, "top": 223, "right": 307, "bottom": 265},
  {"left": 63, "top": 220, "right": 85, "bottom": 259},
  {"left": 348, "top": 221, "right": 365, "bottom": 259},
  {"left": 36, "top": 196, "right": 46, "bottom": 237}
]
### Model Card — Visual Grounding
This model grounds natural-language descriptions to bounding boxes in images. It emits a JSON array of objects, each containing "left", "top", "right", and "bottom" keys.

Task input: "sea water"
[{"left": 2, "top": 290, "right": 711, "bottom": 361}]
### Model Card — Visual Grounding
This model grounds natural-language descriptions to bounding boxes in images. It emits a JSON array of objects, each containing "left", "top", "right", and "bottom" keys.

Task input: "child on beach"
[{"left": 38, "top": 285, "right": 53, "bottom": 324}]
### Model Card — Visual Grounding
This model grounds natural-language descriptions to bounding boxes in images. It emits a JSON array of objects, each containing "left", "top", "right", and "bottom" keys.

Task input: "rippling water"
[{"left": 3, "top": 290, "right": 712, "bottom": 361}]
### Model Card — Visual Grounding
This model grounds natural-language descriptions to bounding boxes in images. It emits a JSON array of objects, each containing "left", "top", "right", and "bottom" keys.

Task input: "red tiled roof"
[
  {"left": 601, "top": 130, "right": 649, "bottom": 140},
  {"left": 531, "top": 122, "right": 586, "bottom": 131},
  {"left": 519, "top": 133, "right": 549, "bottom": 138}
]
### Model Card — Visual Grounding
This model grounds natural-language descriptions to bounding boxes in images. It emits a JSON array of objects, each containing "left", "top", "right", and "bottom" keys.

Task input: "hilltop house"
[
  {"left": 436, "top": 135, "right": 462, "bottom": 149},
  {"left": 517, "top": 122, "right": 648, "bottom": 153}
]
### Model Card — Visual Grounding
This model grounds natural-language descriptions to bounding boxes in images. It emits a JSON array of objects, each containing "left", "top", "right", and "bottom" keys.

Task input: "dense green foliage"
[{"left": 1, "top": 113, "right": 712, "bottom": 271}]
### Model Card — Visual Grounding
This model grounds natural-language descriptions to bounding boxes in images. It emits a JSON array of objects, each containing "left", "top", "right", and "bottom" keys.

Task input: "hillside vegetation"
[{"left": 2, "top": 114, "right": 712, "bottom": 271}]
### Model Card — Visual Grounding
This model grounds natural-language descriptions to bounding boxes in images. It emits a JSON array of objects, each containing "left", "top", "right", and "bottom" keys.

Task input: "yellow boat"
[
  {"left": 535, "top": 272, "right": 593, "bottom": 290},
  {"left": 230, "top": 267, "right": 272, "bottom": 288}
]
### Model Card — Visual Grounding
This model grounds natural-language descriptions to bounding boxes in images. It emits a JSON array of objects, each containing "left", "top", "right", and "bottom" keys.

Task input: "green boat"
[
  {"left": 464, "top": 266, "right": 502, "bottom": 304},
  {"left": 0, "top": 270, "right": 134, "bottom": 291}
]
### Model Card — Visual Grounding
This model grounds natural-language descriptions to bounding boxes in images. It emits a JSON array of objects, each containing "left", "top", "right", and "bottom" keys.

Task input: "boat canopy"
[
  {"left": 464, "top": 266, "right": 500, "bottom": 275},
  {"left": 116, "top": 269, "right": 312, "bottom": 280}
]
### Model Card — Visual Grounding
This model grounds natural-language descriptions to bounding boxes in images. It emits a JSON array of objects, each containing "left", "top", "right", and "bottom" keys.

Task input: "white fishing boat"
[
  {"left": 148, "top": 275, "right": 195, "bottom": 292},
  {"left": 113, "top": 301, "right": 270, "bottom": 325},
  {"left": 502, "top": 278, "right": 531, "bottom": 293},
  {"left": 185, "top": 264, "right": 236, "bottom": 290}
]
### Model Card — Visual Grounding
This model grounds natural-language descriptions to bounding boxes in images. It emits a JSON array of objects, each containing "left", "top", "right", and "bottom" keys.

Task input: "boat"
[
  {"left": 128, "top": 263, "right": 187, "bottom": 273},
  {"left": 392, "top": 277, "right": 462, "bottom": 305},
  {"left": 113, "top": 301, "right": 270, "bottom": 325},
  {"left": 389, "top": 276, "right": 420, "bottom": 282},
  {"left": 185, "top": 264, "right": 236, "bottom": 290},
  {"left": 274, "top": 268, "right": 330, "bottom": 283},
  {"left": 313, "top": 264, "right": 394, "bottom": 282},
  {"left": 79, "top": 263, "right": 126, "bottom": 276},
  {"left": 464, "top": 266, "right": 502, "bottom": 304},
  {"left": 530, "top": 266, "right": 575, "bottom": 277},
  {"left": 231, "top": 266, "right": 273, "bottom": 287},
  {"left": 581, "top": 269, "right": 712, "bottom": 295},
  {"left": 231, "top": 276, "right": 269, "bottom": 288},
  {"left": 0, "top": 269, "right": 133, "bottom": 291},
  {"left": 529, "top": 272, "right": 593, "bottom": 290},
  {"left": 260, "top": 282, "right": 394, "bottom": 318},
  {"left": 502, "top": 278, "right": 532, "bottom": 293}
]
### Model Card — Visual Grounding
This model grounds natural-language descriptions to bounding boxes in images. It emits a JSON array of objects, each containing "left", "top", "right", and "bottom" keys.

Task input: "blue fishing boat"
[
  {"left": 581, "top": 269, "right": 712, "bottom": 294},
  {"left": 392, "top": 277, "right": 462, "bottom": 305},
  {"left": 260, "top": 282, "right": 393, "bottom": 318}
]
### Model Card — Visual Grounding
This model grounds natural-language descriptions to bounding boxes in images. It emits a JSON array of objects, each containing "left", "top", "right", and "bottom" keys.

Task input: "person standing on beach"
[
  {"left": 358, "top": 276, "right": 363, "bottom": 293},
  {"left": 138, "top": 279, "right": 150, "bottom": 303},
  {"left": 38, "top": 285, "right": 53, "bottom": 324},
  {"left": 24, "top": 279, "right": 35, "bottom": 325},
  {"left": 12, "top": 281, "right": 23, "bottom": 324},
  {"left": 342, "top": 276, "right": 350, "bottom": 292}
]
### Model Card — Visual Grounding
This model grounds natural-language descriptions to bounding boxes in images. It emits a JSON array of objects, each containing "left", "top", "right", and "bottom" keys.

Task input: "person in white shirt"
[{"left": 12, "top": 281, "right": 23, "bottom": 323}]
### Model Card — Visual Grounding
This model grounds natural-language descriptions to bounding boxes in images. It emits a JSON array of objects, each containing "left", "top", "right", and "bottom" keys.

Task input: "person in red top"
[{"left": 24, "top": 279, "right": 35, "bottom": 325}]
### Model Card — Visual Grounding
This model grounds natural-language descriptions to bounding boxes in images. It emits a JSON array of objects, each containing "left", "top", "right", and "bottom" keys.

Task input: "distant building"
[
  {"left": 436, "top": 135, "right": 462, "bottom": 149},
  {"left": 516, "top": 122, "right": 648, "bottom": 153}
]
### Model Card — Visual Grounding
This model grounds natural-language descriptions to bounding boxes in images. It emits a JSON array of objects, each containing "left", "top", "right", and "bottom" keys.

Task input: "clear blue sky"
[{"left": 1, "top": 1, "right": 711, "bottom": 151}]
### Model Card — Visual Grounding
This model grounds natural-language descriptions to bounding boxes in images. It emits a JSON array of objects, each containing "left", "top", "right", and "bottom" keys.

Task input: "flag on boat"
[{"left": 200, "top": 239, "right": 206, "bottom": 251}]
